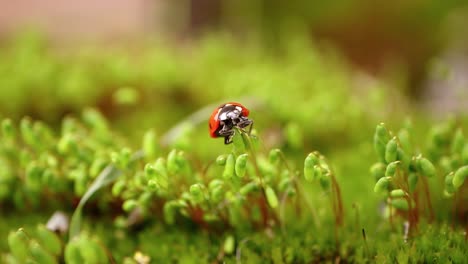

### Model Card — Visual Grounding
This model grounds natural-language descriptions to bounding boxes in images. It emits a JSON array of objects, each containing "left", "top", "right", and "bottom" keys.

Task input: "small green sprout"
[
  {"left": 304, "top": 153, "right": 318, "bottom": 181},
  {"left": 223, "top": 154, "right": 235, "bottom": 179},
  {"left": 265, "top": 186, "right": 279, "bottom": 209},
  {"left": 370, "top": 162, "right": 386, "bottom": 181},
  {"left": 142, "top": 129, "right": 158, "bottom": 160},
  {"left": 385, "top": 137, "right": 398, "bottom": 163},
  {"left": 374, "top": 177, "right": 391, "bottom": 194},
  {"left": 223, "top": 235, "right": 235, "bottom": 255},
  {"left": 452, "top": 165, "right": 468, "bottom": 189},
  {"left": 8, "top": 229, "right": 29, "bottom": 262},
  {"left": 374, "top": 123, "right": 390, "bottom": 162},
  {"left": 417, "top": 157, "right": 436, "bottom": 178},
  {"left": 235, "top": 154, "right": 248, "bottom": 178}
]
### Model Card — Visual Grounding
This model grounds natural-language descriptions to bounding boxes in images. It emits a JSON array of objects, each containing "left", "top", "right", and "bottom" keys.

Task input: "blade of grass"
[{"left": 69, "top": 151, "right": 143, "bottom": 239}]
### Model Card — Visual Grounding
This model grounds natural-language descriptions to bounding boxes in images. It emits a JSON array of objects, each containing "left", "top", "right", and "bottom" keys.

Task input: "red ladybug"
[{"left": 209, "top": 102, "right": 253, "bottom": 144}]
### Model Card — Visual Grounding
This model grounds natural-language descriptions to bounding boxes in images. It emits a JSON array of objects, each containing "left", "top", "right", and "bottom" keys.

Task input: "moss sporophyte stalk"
[{"left": 371, "top": 121, "right": 467, "bottom": 235}]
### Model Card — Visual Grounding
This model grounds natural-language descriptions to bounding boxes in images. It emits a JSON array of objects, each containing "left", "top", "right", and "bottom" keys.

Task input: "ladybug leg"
[
  {"left": 247, "top": 119, "right": 253, "bottom": 135},
  {"left": 224, "top": 134, "right": 234, "bottom": 144},
  {"left": 219, "top": 129, "right": 234, "bottom": 144},
  {"left": 218, "top": 123, "right": 234, "bottom": 137},
  {"left": 236, "top": 117, "right": 253, "bottom": 135}
]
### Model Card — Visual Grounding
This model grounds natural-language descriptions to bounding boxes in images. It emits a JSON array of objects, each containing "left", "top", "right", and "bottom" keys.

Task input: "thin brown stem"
[
  {"left": 420, "top": 176, "right": 434, "bottom": 222},
  {"left": 331, "top": 174, "right": 344, "bottom": 226}
]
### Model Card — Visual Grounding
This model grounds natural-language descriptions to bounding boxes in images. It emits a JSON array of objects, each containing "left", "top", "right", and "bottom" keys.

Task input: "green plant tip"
[
  {"left": 223, "top": 154, "right": 235, "bottom": 179},
  {"left": 268, "top": 149, "right": 281, "bottom": 164},
  {"left": 463, "top": 144, "right": 468, "bottom": 164},
  {"left": 167, "top": 149, "right": 179, "bottom": 174},
  {"left": 390, "top": 189, "right": 406, "bottom": 198},
  {"left": 142, "top": 130, "right": 158, "bottom": 160},
  {"left": 29, "top": 240, "right": 57, "bottom": 264},
  {"left": 452, "top": 165, "right": 468, "bottom": 189},
  {"left": 239, "top": 181, "right": 259, "bottom": 195},
  {"left": 417, "top": 157, "right": 436, "bottom": 177},
  {"left": 65, "top": 238, "right": 83, "bottom": 264},
  {"left": 444, "top": 172, "right": 455, "bottom": 194},
  {"left": 235, "top": 154, "right": 248, "bottom": 178},
  {"left": 113, "top": 87, "right": 139, "bottom": 105},
  {"left": 374, "top": 123, "right": 390, "bottom": 162},
  {"left": 385, "top": 137, "right": 398, "bottom": 163},
  {"left": 390, "top": 198, "right": 410, "bottom": 211},
  {"left": 122, "top": 199, "right": 138, "bottom": 212},
  {"left": 265, "top": 186, "right": 279, "bottom": 209},
  {"left": 82, "top": 108, "right": 108, "bottom": 131},
  {"left": 374, "top": 177, "right": 391, "bottom": 194},
  {"left": 154, "top": 158, "right": 168, "bottom": 178},
  {"left": 112, "top": 180, "right": 126, "bottom": 196},
  {"left": 450, "top": 128, "right": 464, "bottom": 156},
  {"left": 189, "top": 184, "right": 203, "bottom": 196},
  {"left": 210, "top": 186, "right": 224, "bottom": 202},
  {"left": 208, "top": 179, "right": 224, "bottom": 189},
  {"left": 304, "top": 153, "right": 318, "bottom": 181},
  {"left": 385, "top": 161, "right": 399, "bottom": 177},
  {"left": 397, "top": 128, "right": 411, "bottom": 151},
  {"left": 8, "top": 229, "right": 29, "bottom": 262},
  {"left": 36, "top": 224, "right": 62, "bottom": 256},
  {"left": 57, "top": 134, "right": 77, "bottom": 154},
  {"left": 216, "top": 155, "right": 227, "bottom": 166},
  {"left": 319, "top": 173, "right": 331, "bottom": 190},
  {"left": 144, "top": 164, "right": 156, "bottom": 177},
  {"left": 1, "top": 118, "right": 14, "bottom": 138},
  {"left": 223, "top": 235, "right": 235, "bottom": 255},
  {"left": 370, "top": 162, "right": 386, "bottom": 181}
]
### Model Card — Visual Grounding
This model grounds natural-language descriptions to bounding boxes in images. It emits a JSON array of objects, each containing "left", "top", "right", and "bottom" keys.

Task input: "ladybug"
[{"left": 209, "top": 102, "right": 253, "bottom": 144}]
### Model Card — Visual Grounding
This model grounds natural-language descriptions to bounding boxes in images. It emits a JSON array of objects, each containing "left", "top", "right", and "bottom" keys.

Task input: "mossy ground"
[{"left": 0, "top": 33, "right": 467, "bottom": 263}]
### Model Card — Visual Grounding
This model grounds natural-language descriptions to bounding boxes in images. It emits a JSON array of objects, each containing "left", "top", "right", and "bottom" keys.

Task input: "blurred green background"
[{"left": 1, "top": 0, "right": 467, "bottom": 124}]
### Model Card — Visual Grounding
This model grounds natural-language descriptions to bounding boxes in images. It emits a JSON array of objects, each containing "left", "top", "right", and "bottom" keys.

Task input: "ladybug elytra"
[{"left": 209, "top": 102, "right": 253, "bottom": 144}]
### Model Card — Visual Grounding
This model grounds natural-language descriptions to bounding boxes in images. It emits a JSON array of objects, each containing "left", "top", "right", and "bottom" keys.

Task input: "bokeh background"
[{"left": 1, "top": 0, "right": 467, "bottom": 121}]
